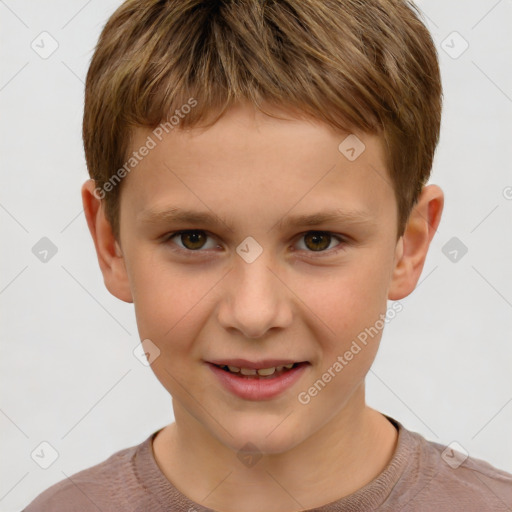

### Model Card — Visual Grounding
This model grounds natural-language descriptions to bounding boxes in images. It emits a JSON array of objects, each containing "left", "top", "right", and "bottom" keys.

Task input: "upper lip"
[{"left": 208, "top": 359, "right": 308, "bottom": 369}]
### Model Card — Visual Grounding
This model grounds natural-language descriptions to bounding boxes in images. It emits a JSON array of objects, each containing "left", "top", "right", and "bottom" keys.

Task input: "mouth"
[
  {"left": 212, "top": 362, "right": 306, "bottom": 379},
  {"left": 206, "top": 359, "right": 310, "bottom": 400}
]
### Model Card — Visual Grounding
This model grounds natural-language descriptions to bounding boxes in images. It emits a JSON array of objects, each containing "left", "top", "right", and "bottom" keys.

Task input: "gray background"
[{"left": 1, "top": 0, "right": 511, "bottom": 510}]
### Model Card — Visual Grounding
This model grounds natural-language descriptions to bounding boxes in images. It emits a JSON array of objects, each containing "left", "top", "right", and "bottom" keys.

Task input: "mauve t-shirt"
[{"left": 23, "top": 416, "right": 512, "bottom": 511}]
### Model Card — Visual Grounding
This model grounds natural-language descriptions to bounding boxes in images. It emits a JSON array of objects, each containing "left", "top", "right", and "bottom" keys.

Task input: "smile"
[
  {"left": 216, "top": 363, "right": 298, "bottom": 378},
  {"left": 207, "top": 361, "right": 310, "bottom": 400}
]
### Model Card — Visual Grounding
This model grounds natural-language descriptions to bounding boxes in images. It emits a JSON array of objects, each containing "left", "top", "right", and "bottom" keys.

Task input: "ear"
[
  {"left": 81, "top": 179, "right": 133, "bottom": 303},
  {"left": 388, "top": 184, "right": 444, "bottom": 300}
]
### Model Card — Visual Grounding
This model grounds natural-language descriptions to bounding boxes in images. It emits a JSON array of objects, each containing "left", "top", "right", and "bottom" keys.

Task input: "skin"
[{"left": 82, "top": 101, "right": 443, "bottom": 512}]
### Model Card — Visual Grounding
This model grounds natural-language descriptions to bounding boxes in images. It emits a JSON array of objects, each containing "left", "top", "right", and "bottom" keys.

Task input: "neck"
[{"left": 153, "top": 386, "right": 398, "bottom": 512}]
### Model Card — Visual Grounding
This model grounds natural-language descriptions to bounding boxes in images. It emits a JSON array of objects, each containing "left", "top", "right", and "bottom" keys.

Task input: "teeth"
[
  {"left": 257, "top": 367, "right": 276, "bottom": 376},
  {"left": 240, "top": 368, "right": 257, "bottom": 376},
  {"left": 221, "top": 364, "right": 298, "bottom": 376},
  {"left": 219, "top": 363, "right": 298, "bottom": 376}
]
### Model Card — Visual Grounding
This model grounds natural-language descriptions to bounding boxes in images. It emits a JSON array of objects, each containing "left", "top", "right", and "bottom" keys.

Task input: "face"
[{"left": 115, "top": 102, "right": 402, "bottom": 454}]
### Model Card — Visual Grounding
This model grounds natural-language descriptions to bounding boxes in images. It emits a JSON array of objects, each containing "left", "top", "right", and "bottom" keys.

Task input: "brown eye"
[
  {"left": 169, "top": 230, "right": 211, "bottom": 250},
  {"left": 303, "top": 232, "right": 332, "bottom": 251}
]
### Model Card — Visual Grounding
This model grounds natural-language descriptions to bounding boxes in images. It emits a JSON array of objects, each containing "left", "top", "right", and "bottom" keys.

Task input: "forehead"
[{"left": 120, "top": 103, "right": 396, "bottom": 232}]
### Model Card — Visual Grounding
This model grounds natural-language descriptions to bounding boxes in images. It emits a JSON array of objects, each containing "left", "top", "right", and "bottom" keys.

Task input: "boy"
[{"left": 24, "top": 0, "right": 512, "bottom": 510}]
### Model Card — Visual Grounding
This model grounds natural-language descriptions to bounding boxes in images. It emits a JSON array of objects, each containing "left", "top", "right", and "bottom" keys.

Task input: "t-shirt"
[{"left": 23, "top": 416, "right": 512, "bottom": 511}]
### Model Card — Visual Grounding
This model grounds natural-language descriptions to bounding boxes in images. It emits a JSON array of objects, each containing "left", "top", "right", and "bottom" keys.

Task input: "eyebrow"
[{"left": 138, "top": 206, "right": 376, "bottom": 232}]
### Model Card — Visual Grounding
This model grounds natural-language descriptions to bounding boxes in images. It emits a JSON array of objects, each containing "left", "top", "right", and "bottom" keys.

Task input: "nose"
[{"left": 216, "top": 251, "right": 293, "bottom": 339}]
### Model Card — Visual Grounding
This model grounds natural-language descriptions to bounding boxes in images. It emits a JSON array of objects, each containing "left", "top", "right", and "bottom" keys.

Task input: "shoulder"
[
  {"left": 394, "top": 424, "right": 512, "bottom": 511},
  {"left": 22, "top": 435, "right": 154, "bottom": 512}
]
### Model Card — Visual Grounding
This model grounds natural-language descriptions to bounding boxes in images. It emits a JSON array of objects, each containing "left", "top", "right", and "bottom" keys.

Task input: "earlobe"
[
  {"left": 81, "top": 179, "right": 133, "bottom": 303},
  {"left": 388, "top": 184, "right": 444, "bottom": 300}
]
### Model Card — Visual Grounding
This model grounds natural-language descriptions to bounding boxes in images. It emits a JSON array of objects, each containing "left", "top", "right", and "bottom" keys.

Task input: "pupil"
[
  {"left": 182, "top": 231, "right": 206, "bottom": 250},
  {"left": 305, "top": 232, "right": 330, "bottom": 251}
]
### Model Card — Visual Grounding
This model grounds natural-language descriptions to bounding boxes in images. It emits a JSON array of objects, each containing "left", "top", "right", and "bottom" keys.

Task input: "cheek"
[
  {"left": 295, "top": 262, "right": 389, "bottom": 335},
  {"left": 130, "top": 262, "right": 211, "bottom": 392},
  {"left": 129, "top": 255, "right": 214, "bottom": 345},
  {"left": 291, "top": 258, "right": 391, "bottom": 385},
  {"left": 294, "top": 276, "right": 385, "bottom": 416}
]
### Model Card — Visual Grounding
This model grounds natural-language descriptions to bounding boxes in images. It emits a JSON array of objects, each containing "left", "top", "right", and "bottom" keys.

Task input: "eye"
[
  {"left": 166, "top": 230, "right": 219, "bottom": 251},
  {"left": 294, "top": 231, "right": 346, "bottom": 256},
  {"left": 164, "top": 229, "right": 347, "bottom": 257}
]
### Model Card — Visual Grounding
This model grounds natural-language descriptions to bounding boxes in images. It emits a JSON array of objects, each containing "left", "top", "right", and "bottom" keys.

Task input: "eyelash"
[{"left": 162, "top": 230, "right": 349, "bottom": 258}]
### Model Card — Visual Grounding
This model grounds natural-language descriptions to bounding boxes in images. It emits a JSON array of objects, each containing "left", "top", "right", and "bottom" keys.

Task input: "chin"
[{"left": 215, "top": 414, "right": 310, "bottom": 456}]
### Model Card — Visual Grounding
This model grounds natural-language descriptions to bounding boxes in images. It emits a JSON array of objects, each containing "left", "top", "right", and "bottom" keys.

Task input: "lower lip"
[{"left": 207, "top": 362, "right": 309, "bottom": 401}]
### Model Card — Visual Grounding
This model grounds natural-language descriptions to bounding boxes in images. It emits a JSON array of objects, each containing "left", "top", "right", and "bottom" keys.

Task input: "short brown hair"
[{"left": 83, "top": 0, "right": 442, "bottom": 240}]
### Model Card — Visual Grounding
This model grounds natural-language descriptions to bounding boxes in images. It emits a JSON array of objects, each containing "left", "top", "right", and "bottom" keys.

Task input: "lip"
[
  {"left": 206, "top": 361, "right": 310, "bottom": 401},
  {"left": 208, "top": 358, "right": 302, "bottom": 370}
]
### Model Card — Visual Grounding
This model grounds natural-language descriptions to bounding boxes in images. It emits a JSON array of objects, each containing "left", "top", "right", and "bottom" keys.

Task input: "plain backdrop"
[{"left": 1, "top": 1, "right": 511, "bottom": 510}]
